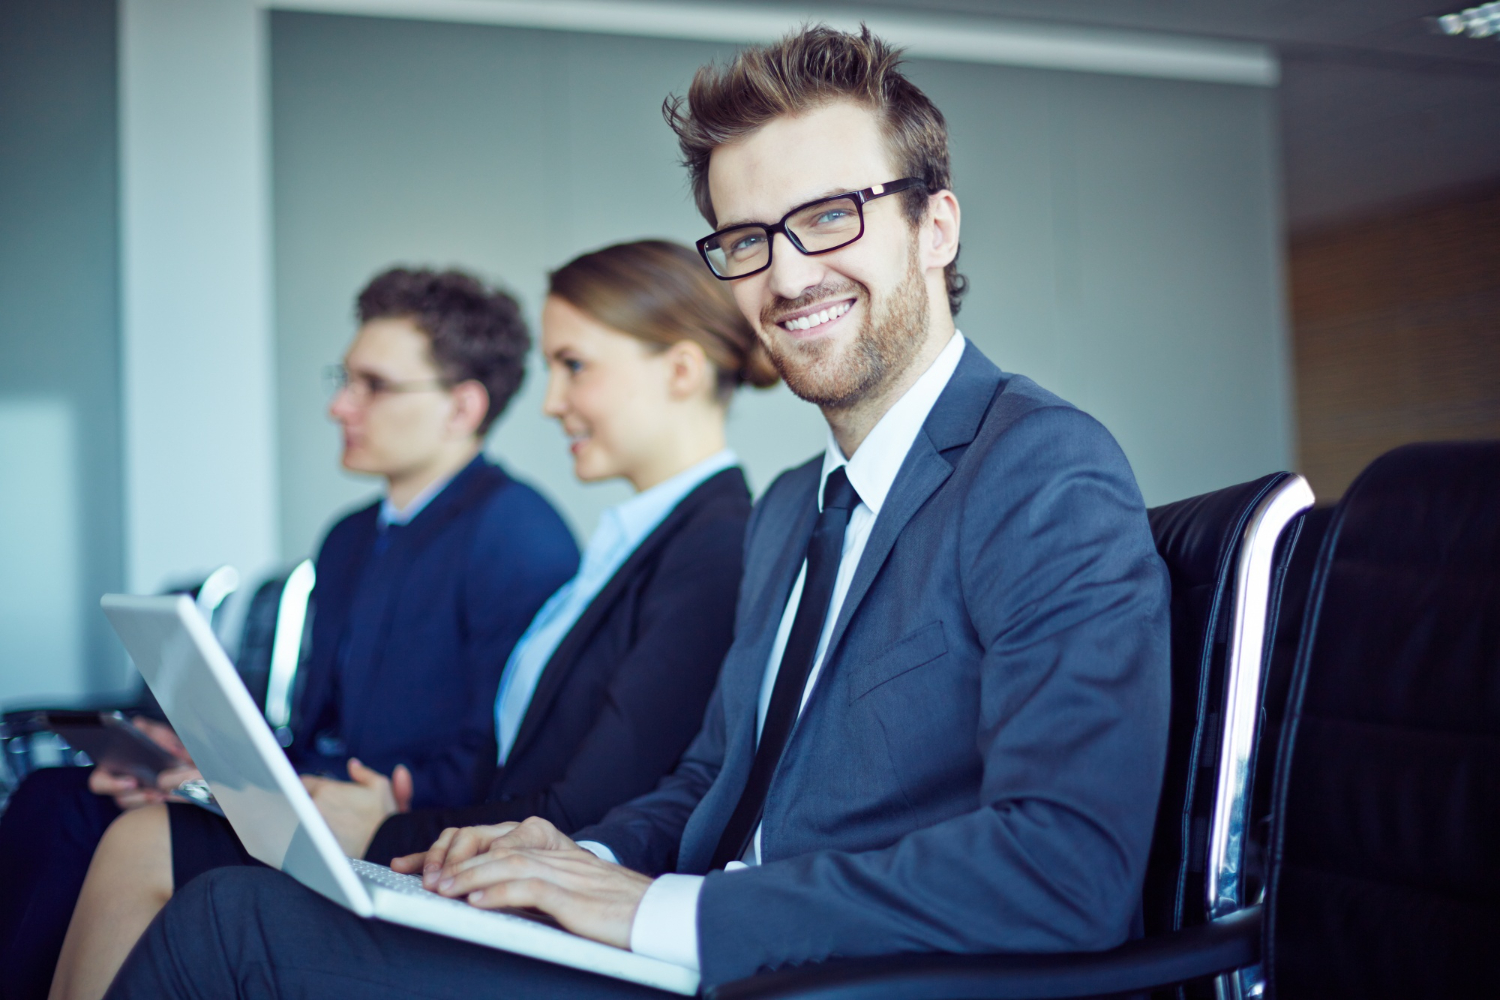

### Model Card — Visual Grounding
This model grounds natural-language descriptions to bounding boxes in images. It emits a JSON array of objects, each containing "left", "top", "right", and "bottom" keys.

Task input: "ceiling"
[{"left": 753, "top": 0, "right": 1500, "bottom": 232}]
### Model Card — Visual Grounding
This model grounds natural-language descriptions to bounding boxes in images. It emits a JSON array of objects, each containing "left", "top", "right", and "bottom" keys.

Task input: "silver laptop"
[{"left": 101, "top": 594, "right": 699, "bottom": 996}]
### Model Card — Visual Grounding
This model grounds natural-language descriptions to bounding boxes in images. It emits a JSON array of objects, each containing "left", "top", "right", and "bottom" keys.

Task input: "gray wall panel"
[
  {"left": 271, "top": 12, "right": 1291, "bottom": 557},
  {"left": 0, "top": 0, "right": 125, "bottom": 702}
]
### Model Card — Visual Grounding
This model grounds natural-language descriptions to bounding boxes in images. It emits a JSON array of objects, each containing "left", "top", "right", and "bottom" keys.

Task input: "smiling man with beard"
[{"left": 104, "top": 26, "right": 1172, "bottom": 1000}]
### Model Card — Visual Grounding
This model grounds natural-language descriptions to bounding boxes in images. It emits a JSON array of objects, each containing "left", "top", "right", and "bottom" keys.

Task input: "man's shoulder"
[
  {"left": 472, "top": 465, "right": 577, "bottom": 555},
  {"left": 752, "top": 454, "right": 822, "bottom": 523},
  {"left": 932, "top": 345, "right": 1144, "bottom": 516},
  {"left": 318, "top": 498, "right": 379, "bottom": 553},
  {"left": 946, "top": 344, "right": 1125, "bottom": 469}
]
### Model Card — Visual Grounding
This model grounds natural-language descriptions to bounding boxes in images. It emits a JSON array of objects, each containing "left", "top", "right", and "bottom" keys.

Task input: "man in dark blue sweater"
[
  {"left": 0, "top": 267, "right": 578, "bottom": 1000},
  {"left": 290, "top": 267, "right": 579, "bottom": 812}
]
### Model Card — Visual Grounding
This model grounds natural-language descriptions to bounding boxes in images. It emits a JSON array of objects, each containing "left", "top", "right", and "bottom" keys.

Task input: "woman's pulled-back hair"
[
  {"left": 662, "top": 24, "right": 967, "bottom": 315},
  {"left": 548, "top": 240, "right": 779, "bottom": 402}
]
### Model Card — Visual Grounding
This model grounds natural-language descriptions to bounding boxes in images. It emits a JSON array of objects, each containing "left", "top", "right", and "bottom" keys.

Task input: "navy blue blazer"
[
  {"left": 291, "top": 456, "right": 578, "bottom": 810},
  {"left": 365, "top": 468, "right": 751, "bottom": 863},
  {"left": 576, "top": 343, "right": 1172, "bottom": 984}
]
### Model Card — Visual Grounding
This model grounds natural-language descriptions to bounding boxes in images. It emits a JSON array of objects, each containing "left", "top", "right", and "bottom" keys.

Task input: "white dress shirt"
[
  {"left": 607, "top": 332, "right": 967, "bottom": 972},
  {"left": 493, "top": 450, "right": 738, "bottom": 763}
]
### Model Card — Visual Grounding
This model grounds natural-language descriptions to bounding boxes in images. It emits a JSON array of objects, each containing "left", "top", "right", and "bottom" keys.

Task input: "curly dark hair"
[{"left": 356, "top": 268, "right": 529, "bottom": 434}]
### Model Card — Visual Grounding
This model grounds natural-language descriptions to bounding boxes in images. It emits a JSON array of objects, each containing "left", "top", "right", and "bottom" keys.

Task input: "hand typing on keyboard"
[{"left": 389, "top": 816, "right": 651, "bottom": 949}]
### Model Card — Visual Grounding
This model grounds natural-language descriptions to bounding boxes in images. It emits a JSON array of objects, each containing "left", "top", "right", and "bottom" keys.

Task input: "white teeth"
[{"left": 783, "top": 301, "right": 851, "bottom": 332}]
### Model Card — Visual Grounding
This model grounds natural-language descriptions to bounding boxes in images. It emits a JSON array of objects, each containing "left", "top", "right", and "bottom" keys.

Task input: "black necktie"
[{"left": 710, "top": 467, "right": 861, "bottom": 868}]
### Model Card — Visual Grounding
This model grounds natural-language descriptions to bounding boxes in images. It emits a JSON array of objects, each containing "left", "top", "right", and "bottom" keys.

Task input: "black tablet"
[{"left": 47, "top": 710, "right": 180, "bottom": 784}]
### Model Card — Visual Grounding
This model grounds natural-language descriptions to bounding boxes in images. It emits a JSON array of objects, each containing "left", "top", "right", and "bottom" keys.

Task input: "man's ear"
[
  {"left": 449, "top": 380, "right": 491, "bottom": 438},
  {"left": 921, "top": 189, "right": 961, "bottom": 272}
]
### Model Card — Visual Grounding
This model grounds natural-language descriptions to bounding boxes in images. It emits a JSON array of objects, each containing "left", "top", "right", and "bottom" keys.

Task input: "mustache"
[{"left": 761, "top": 280, "right": 864, "bottom": 328}]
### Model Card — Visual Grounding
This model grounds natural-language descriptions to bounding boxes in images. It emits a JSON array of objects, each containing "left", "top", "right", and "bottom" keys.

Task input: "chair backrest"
[
  {"left": 1244, "top": 506, "right": 1331, "bottom": 888},
  {"left": 0, "top": 561, "right": 314, "bottom": 795},
  {"left": 220, "top": 558, "right": 315, "bottom": 728},
  {"left": 1144, "top": 473, "right": 1312, "bottom": 939},
  {"left": 1265, "top": 442, "right": 1500, "bottom": 999}
]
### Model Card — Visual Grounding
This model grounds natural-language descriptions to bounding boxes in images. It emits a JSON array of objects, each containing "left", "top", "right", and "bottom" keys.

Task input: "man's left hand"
[
  {"left": 302, "top": 758, "right": 413, "bottom": 858},
  {"left": 432, "top": 817, "right": 651, "bottom": 950}
]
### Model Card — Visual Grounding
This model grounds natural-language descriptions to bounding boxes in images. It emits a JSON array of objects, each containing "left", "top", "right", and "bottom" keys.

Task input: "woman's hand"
[
  {"left": 87, "top": 766, "right": 161, "bottom": 810},
  {"left": 86, "top": 717, "right": 200, "bottom": 810},
  {"left": 303, "top": 758, "right": 413, "bottom": 858}
]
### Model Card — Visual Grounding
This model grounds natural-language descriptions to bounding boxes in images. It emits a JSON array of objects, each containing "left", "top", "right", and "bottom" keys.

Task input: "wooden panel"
[{"left": 1289, "top": 185, "right": 1500, "bottom": 501}]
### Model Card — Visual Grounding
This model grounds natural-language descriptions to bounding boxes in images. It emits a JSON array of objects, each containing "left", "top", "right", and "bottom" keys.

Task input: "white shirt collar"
[
  {"left": 602, "top": 448, "right": 738, "bottom": 551},
  {"left": 818, "top": 331, "right": 966, "bottom": 514}
]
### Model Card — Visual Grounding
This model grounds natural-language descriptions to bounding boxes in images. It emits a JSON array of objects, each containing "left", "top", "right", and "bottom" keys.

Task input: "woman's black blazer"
[{"left": 366, "top": 467, "right": 751, "bottom": 862}]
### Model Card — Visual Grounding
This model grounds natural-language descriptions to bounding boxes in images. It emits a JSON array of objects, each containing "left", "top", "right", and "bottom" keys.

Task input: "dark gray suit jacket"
[{"left": 574, "top": 342, "right": 1171, "bottom": 985}]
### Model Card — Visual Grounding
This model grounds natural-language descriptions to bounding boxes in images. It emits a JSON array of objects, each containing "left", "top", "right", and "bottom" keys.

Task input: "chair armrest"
[{"left": 706, "top": 905, "right": 1261, "bottom": 1000}]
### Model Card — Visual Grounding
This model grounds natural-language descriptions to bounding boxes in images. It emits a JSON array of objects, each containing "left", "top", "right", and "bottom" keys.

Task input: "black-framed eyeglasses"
[
  {"left": 696, "top": 177, "right": 926, "bottom": 280},
  {"left": 324, "top": 364, "right": 449, "bottom": 402}
]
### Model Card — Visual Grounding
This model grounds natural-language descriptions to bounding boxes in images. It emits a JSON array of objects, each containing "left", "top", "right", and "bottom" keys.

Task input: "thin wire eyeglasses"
[
  {"left": 696, "top": 177, "right": 925, "bottom": 280},
  {"left": 324, "top": 364, "right": 449, "bottom": 402}
]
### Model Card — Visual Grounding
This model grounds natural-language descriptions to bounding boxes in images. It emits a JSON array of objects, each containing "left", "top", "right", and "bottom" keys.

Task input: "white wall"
[
  {"left": 0, "top": 400, "right": 85, "bottom": 702},
  {"left": 120, "top": 0, "right": 280, "bottom": 603},
  {"left": 269, "top": 13, "right": 1292, "bottom": 556},
  {"left": 0, "top": 0, "right": 125, "bottom": 706}
]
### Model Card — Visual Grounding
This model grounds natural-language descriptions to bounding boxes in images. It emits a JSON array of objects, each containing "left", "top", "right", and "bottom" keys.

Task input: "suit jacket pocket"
[{"left": 847, "top": 620, "right": 948, "bottom": 703}]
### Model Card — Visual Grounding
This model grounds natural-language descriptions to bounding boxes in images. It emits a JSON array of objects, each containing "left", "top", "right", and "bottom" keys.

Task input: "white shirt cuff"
[
  {"left": 576, "top": 840, "right": 618, "bottom": 864},
  {"left": 629, "top": 874, "right": 704, "bottom": 972}
]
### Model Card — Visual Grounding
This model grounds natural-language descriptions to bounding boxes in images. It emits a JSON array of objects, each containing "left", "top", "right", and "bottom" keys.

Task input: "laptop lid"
[{"left": 100, "top": 594, "right": 373, "bottom": 916}]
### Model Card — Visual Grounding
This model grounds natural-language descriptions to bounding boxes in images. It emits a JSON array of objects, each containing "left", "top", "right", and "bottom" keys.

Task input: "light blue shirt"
[
  {"left": 492, "top": 449, "right": 739, "bottom": 763},
  {"left": 377, "top": 468, "right": 458, "bottom": 528}
]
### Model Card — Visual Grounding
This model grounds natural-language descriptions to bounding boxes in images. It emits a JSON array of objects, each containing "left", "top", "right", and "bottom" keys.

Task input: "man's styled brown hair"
[
  {"left": 357, "top": 267, "right": 529, "bottom": 435},
  {"left": 664, "top": 24, "right": 967, "bottom": 314},
  {"left": 549, "top": 239, "right": 779, "bottom": 404}
]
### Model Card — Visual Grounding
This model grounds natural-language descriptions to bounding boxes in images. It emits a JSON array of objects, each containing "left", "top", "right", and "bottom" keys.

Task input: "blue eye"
[{"left": 728, "top": 233, "right": 766, "bottom": 258}]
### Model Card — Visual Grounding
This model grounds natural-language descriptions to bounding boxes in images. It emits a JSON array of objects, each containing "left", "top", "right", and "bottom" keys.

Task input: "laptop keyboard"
[
  {"left": 349, "top": 857, "right": 433, "bottom": 896},
  {"left": 349, "top": 857, "right": 567, "bottom": 929}
]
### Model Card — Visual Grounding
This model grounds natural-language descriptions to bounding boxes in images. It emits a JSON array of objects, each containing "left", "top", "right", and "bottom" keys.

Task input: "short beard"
[{"left": 759, "top": 249, "right": 930, "bottom": 412}]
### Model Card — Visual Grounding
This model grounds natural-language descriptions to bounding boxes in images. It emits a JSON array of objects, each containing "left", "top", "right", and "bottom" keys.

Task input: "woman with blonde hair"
[{"left": 50, "top": 239, "right": 777, "bottom": 1000}]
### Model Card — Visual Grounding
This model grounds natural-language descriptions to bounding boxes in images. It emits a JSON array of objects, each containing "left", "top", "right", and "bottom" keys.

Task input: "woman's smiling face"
[{"left": 540, "top": 294, "right": 681, "bottom": 488}]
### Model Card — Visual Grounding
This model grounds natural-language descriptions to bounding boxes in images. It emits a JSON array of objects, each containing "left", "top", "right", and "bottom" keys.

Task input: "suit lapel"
[
  {"left": 814, "top": 343, "right": 1004, "bottom": 681},
  {"left": 722, "top": 472, "right": 820, "bottom": 727},
  {"left": 504, "top": 470, "right": 747, "bottom": 767},
  {"left": 684, "top": 463, "right": 819, "bottom": 869}
]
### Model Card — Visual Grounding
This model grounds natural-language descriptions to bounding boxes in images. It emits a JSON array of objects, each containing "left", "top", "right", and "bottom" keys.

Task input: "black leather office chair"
[
  {"left": 1242, "top": 504, "right": 1330, "bottom": 924},
  {"left": 707, "top": 472, "right": 1314, "bottom": 1000},
  {"left": 0, "top": 560, "right": 315, "bottom": 797},
  {"left": 0, "top": 566, "right": 239, "bottom": 796},
  {"left": 1263, "top": 441, "right": 1500, "bottom": 998}
]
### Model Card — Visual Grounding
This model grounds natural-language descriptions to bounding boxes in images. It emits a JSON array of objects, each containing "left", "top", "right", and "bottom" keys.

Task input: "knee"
[
  {"left": 109, "top": 868, "right": 287, "bottom": 998},
  {"left": 94, "top": 804, "right": 172, "bottom": 896},
  {"left": 175, "top": 866, "right": 287, "bottom": 924},
  {"left": 102, "top": 801, "right": 167, "bottom": 840},
  {"left": 98, "top": 803, "right": 169, "bottom": 861}
]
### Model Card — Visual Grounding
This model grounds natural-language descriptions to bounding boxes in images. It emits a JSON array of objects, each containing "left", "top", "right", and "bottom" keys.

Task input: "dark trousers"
[
  {"left": 0, "top": 768, "right": 120, "bottom": 1000},
  {"left": 107, "top": 866, "right": 670, "bottom": 1000}
]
